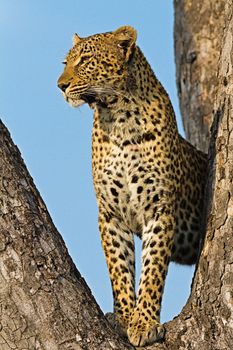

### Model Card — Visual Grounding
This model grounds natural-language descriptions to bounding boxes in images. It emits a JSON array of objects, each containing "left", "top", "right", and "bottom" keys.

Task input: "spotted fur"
[{"left": 57, "top": 26, "right": 207, "bottom": 347}]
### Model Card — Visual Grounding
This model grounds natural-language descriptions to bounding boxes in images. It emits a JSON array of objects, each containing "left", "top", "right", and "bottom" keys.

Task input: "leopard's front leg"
[
  {"left": 99, "top": 210, "right": 136, "bottom": 336},
  {"left": 127, "top": 204, "right": 175, "bottom": 347}
]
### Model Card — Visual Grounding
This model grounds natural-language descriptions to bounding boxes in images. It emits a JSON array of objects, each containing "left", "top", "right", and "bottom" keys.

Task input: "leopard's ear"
[
  {"left": 112, "top": 26, "right": 137, "bottom": 61},
  {"left": 72, "top": 33, "right": 82, "bottom": 46}
]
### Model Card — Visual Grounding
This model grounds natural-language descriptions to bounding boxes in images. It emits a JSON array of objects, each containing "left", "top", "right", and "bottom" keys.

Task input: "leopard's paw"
[
  {"left": 127, "top": 309, "right": 165, "bottom": 347},
  {"left": 105, "top": 312, "right": 128, "bottom": 338}
]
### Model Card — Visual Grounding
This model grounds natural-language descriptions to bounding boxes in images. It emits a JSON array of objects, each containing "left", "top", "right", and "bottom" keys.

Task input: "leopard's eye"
[
  {"left": 62, "top": 60, "right": 67, "bottom": 65},
  {"left": 78, "top": 55, "right": 92, "bottom": 65}
]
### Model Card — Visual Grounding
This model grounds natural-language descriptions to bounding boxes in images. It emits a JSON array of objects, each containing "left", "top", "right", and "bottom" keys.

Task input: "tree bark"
[
  {"left": 0, "top": 124, "right": 133, "bottom": 350},
  {"left": 174, "top": 0, "right": 227, "bottom": 153},
  {"left": 0, "top": 1, "right": 233, "bottom": 349}
]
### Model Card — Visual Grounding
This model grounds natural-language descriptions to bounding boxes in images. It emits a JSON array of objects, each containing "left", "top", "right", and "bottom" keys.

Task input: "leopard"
[{"left": 57, "top": 26, "right": 207, "bottom": 347}]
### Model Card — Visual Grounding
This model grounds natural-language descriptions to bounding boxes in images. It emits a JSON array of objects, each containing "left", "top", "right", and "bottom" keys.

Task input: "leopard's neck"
[{"left": 94, "top": 46, "right": 178, "bottom": 148}]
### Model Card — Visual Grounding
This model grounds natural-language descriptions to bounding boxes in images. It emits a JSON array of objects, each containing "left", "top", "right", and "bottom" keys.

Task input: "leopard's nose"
[{"left": 57, "top": 80, "right": 70, "bottom": 92}]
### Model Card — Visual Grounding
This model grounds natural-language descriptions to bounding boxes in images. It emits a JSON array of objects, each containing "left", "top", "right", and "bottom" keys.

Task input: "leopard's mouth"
[
  {"left": 81, "top": 92, "right": 97, "bottom": 105},
  {"left": 64, "top": 90, "right": 98, "bottom": 108}
]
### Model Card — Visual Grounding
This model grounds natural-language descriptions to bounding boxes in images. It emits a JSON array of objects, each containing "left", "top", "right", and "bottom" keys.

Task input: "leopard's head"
[{"left": 57, "top": 26, "right": 137, "bottom": 108}]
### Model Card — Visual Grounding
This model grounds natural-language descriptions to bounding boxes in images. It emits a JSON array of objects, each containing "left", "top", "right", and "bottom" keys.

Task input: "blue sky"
[{"left": 0, "top": 0, "right": 194, "bottom": 323}]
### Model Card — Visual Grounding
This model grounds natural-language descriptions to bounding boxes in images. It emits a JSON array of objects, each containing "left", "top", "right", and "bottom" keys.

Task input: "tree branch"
[{"left": 0, "top": 121, "right": 133, "bottom": 350}]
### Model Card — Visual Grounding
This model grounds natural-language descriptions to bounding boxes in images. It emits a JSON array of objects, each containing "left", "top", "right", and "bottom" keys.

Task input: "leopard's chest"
[{"left": 93, "top": 143, "right": 150, "bottom": 231}]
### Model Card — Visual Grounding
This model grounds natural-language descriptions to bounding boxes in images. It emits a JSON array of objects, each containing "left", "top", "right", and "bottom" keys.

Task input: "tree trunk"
[
  {"left": 0, "top": 1, "right": 232, "bottom": 349},
  {"left": 174, "top": 0, "right": 227, "bottom": 153}
]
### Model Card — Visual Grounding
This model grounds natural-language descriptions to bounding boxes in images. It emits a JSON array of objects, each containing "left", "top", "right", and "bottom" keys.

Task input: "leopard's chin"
[
  {"left": 67, "top": 98, "right": 85, "bottom": 108},
  {"left": 62, "top": 92, "right": 85, "bottom": 108}
]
